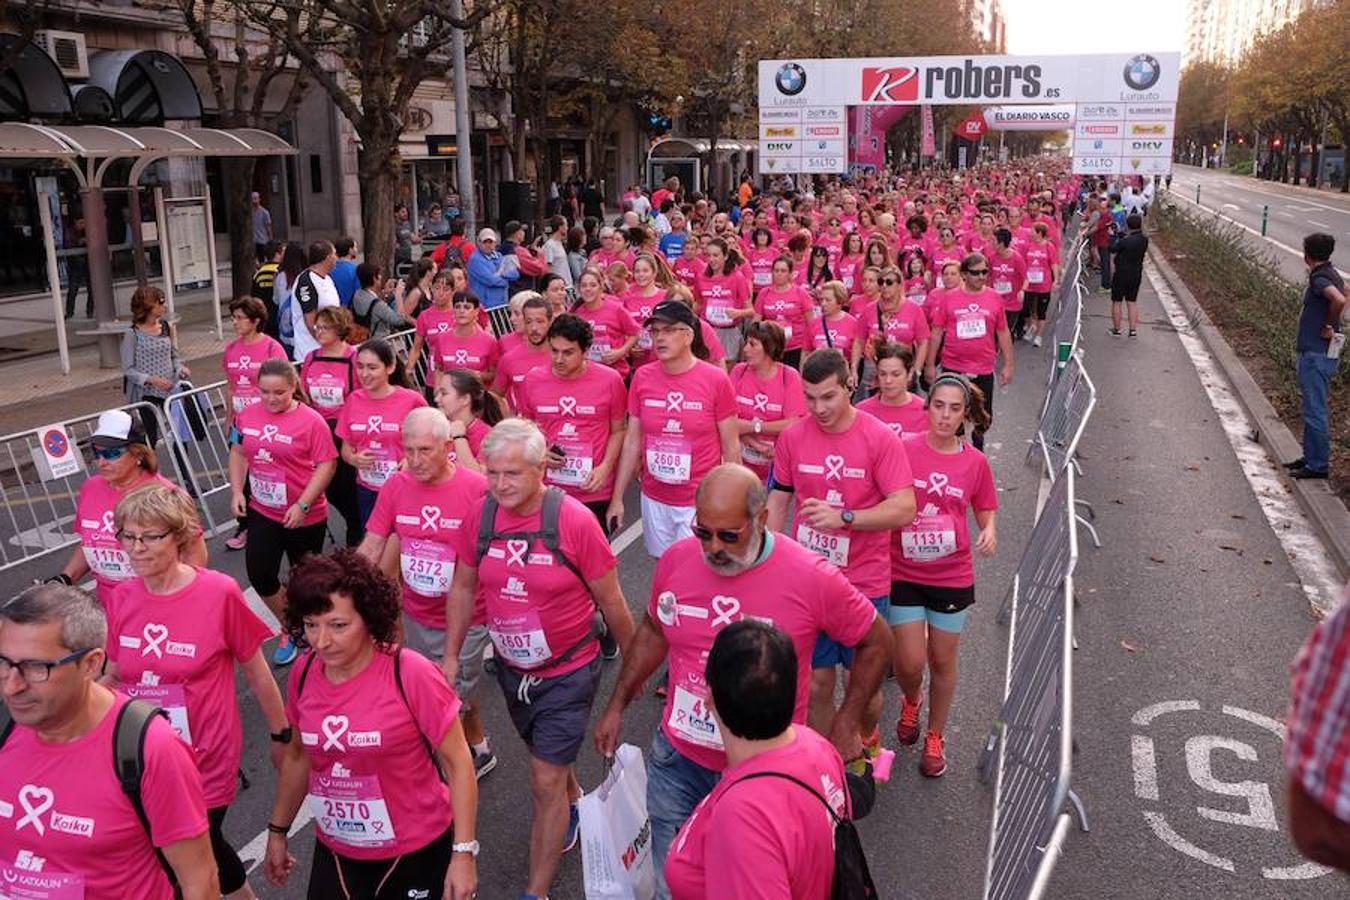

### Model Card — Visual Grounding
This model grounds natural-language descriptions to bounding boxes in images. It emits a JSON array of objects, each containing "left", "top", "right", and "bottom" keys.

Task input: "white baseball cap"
[
  {"left": 477, "top": 228, "right": 498, "bottom": 243},
  {"left": 91, "top": 409, "right": 147, "bottom": 447}
]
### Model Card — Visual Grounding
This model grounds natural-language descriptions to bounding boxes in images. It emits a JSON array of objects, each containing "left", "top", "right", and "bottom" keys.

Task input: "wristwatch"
[
  {"left": 752, "top": 418, "right": 763, "bottom": 434},
  {"left": 270, "top": 726, "right": 293, "bottom": 744},
  {"left": 452, "top": 840, "right": 481, "bottom": 857},
  {"left": 297, "top": 500, "right": 312, "bottom": 514},
  {"left": 840, "top": 509, "right": 855, "bottom": 528}
]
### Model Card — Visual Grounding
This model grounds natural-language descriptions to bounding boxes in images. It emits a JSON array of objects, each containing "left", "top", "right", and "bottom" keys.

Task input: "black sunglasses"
[
  {"left": 965, "top": 269, "right": 989, "bottom": 276},
  {"left": 691, "top": 520, "right": 751, "bottom": 544},
  {"left": 880, "top": 278, "right": 899, "bottom": 285}
]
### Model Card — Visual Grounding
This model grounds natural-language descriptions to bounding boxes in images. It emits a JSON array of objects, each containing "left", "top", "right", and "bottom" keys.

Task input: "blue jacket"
[
  {"left": 330, "top": 260, "right": 359, "bottom": 307},
  {"left": 467, "top": 249, "right": 520, "bottom": 309}
]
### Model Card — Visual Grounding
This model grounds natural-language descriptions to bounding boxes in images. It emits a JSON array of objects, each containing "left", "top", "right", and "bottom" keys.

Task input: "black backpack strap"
[
  {"left": 295, "top": 649, "right": 318, "bottom": 697},
  {"left": 731, "top": 770, "right": 842, "bottom": 822},
  {"left": 538, "top": 488, "right": 586, "bottom": 584},
  {"left": 394, "top": 648, "right": 448, "bottom": 784},
  {"left": 474, "top": 493, "right": 500, "bottom": 566},
  {"left": 0, "top": 703, "right": 12, "bottom": 749},
  {"left": 114, "top": 699, "right": 180, "bottom": 894}
]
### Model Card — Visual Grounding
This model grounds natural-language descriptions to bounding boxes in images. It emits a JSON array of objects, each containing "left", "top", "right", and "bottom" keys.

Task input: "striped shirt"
[{"left": 1286, "top": 586, "right": 1350, "bottom": 823}]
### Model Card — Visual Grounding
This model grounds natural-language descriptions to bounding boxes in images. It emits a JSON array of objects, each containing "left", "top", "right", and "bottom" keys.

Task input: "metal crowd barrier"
[
  {"left": 1028, "top": 351, "right": 1097, "bottom": 483},
  {"left": 384, "top": 327, "right": 431, "bottom": 390},
  {"left": 0, "top": 401, "right": 182, "bottom": 574},
  {"left": 161, "top": 382, "right": 235, "bottom": 535},
  {"left": 981, "top": 467, "right": 1088, "bottom": 900}
]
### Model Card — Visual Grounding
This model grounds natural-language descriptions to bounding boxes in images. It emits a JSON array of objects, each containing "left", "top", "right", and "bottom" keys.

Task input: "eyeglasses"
[
  {"left": 880, "top": 278, "right": 899, "bottom": 286},
  {"left": 965, "top": 269, "right": 989, "bottom": 276},
  {"left": 691, "top": 519, "right": 752, "bottom": 544},
  {"left": 92, "top": 445, "right": 128, "bottom": 462},
  {"left": 648, "top": 323, "right": 691, "bottom": 338},
  {"left": 452, "top": 300, "right": 478, "bottom": 309},
  {"left": 116, "top": 529, "right": 172, "bottom": 547},
  {"left": 0, "top": 648, "right": 95, "bottom": 684}
]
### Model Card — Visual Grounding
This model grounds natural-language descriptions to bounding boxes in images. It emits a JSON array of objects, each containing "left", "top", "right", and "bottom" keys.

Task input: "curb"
[{"left": 1149, "top": 246, "right": 1350, "bottom": 583}]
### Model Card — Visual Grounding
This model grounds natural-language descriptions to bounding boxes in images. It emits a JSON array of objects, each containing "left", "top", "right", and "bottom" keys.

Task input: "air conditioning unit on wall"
[{"left": 34, "top": 30, "right": 90, "bottom": 80}]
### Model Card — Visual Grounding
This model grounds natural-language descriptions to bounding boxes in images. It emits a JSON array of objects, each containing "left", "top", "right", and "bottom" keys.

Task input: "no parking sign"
[{"left": 33, "top": 424, "right": 83, "bottom": 481}]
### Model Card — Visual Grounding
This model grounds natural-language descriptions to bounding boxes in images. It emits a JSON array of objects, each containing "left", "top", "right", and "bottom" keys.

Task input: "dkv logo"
[{"left": 862, "top": 66, "right": 919, "bottom": 103}]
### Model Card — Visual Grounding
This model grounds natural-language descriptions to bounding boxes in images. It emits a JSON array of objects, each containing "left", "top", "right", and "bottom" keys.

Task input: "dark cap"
[{"left": 644, "top": 300, "right": 699, "bottom": 331}]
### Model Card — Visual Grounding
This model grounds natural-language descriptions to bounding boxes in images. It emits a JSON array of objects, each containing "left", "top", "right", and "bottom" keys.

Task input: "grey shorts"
[
  {"left": 714, "top": 324, "right": 744, "bottom": 361},
  {"left": 495, "top": 655, "right": 602, "bottom": 766},
  {"left": 402, "top": 615, "right": 491, "bottom": 701}
]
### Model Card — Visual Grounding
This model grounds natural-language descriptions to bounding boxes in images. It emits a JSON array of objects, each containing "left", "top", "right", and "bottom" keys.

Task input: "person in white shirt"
[
  {"left": 289, "top": 240, "right": 341, "bottom": 361},
  {"left": 544, "top": 215, "right": 573, "bottom": 287}
]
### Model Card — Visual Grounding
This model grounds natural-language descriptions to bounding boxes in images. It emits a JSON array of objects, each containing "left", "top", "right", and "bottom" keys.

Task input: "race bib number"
[
  {"left": 668, "top": 684, "right": 724, "bottom": 750},
  {"left": 707, "top": 305, "right": 733, "bottom": 327},
  {"left": 753, "top": 271, "right": 771, "bottom": 287},
  {"left": 308, "top": 772, "right": 397, "bottom": 849},
  {"left": 1027, "top": 269, "right": 1046, "bottom": 284},
  {"left": 310, "top": 384, "right": 345, "bottom": 409},
  {"left": 586, "top": 341, "right": 612, "bottom": 363},
  {"left": 124, "top": 682, "right": 192, "bottom": 744},
  {"left": 796, "top": 523, "right": 850, "bottom": 568},
  {"left": 901, "top": 514, "right": 958, "bottom": 561},
  {"left": 780, "top": 324, "right": 793, "bottom": 342},
  {"left": 488, "top": 610, "right": 554, "bottom": 669},
  {"left": 547, "top": 445, "right": 593, "bottom": 487},
  {"left": 908, "top": 291, "right": 926, "bottom": 305},
  {"left": 400, "top": 538, "right": 454, "bottom": 598},
  {"left": 0, "top": 861, "right": 85, "bottom": 899},
  {"left": 741, "top": 441, "right": 772, "bottom": 466},
  {"left": 637, "top": 329, "right": 653, "bottom": 351},
  {"left": 955, "top": 314, "right": 988, "bottom": 340},
  {"left": 232, "top": 392, "right": 260, "bottom": 414},
  {"left": 249, "top": 469, "right": 287, "bottom": 509},
  {"left": 83, "top": 543, "right": 133, "bottom": 580},
  {"left": 646, "top": 437, "right": 692, "bottom": 485},
  {"left": 363, "top": 452, "right": 398, "bottom": 488},
  {"left": 993, "top": 279, "right": 1012, "bottom": 294}
]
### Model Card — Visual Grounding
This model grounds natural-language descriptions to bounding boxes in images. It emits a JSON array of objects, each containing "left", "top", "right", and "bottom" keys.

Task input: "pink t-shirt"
[
  {"left": 729, "top": 362, "right": 806, "bottom": 480},
  {"left": 454, "top": 491, "right": 616, "bottom": 678},
  {"left": 628, "top": 360, "right": 736, "bottom": 507},
  {"left": 903, "top": 276, "right": 930, "bottom": 311},
  {"left": 287, "top": 649, "right": 460, "bottom": 861},
  {"left": 673, "top": 257, "right": 700, "bottom": 286},
  {"left": 620, "top": 286, "right": 664, "bottom": 368},
  {"left": 336, "top": 387, "right": 428, "bottom": 491},
  {"left": 0, "top": 694, "right": 208, "bottom": 900},
  {"left": 517, "top": 363, "right": 628, "bottom": 503},
  {"left": 1021, "top": 240, "right": 1060, "bottom": 292},
  {"left": 931, "top": 243, "right": 965, "bottom": 275},
  {"left": 649, "top": 536, "right": 875, "bottom": 770},
  {"left": 301, "top": 347, "right": 358, "bottom": 421},
  {"left": 415, "top": 305, "right": 456, "bottom": 348},
  {"left": 772, "top": 410, "right": 914, "bottom": 597},
  {"left": 427, "top": 327, "right": 500, "bottom": 378},
  {"left": 106, "top": 568, "right": 272, "bottom": 806},
  {"left": 933, "top": 288, "right": 1009, "bottom": 376},
  {"left": 867, "top": 300, "right": 932, "bottom": 348},
  {"left": 989, "top": 251, "right": 1028, "bottom": 311},
  {"left": 449, "top": 417, "right": 491, "bottom": 467},
  {"left": 223, "top": 335, "right": 287, "bottom": 414},
  {"left": 836, "top": 255, "right": 863, "bottom": 293},
  {"left": 492, "top": 344, "right": 550, "bottom": 412},
  {"left": 498, "top": 331, "right": 525, "bottom": 357},
  {"left": 75, "top": 472, "right": 177, "bottom": 605},
  {"left": 807, "top": 312, "right": 862, "bottom": 356},
  {"left": 893, "top": 434, "right": 998, "bottom": 587},
  {"left": 698, "top": 320, "right": 727, "bottom": 365},
  {"left": 236, "top": 402, "right": 338, "bottom": 526},
  {"left": 576, "top": 298, "right": 641, "bottom": 377},
  {"left": 365, "top": 467, "right": 487, "bottom": 628},
  {"left": 695, "top": 271, "right": 750, "bottom": 328},
  {"left": 858, "top": 394, "right": 929, "bottom": 437},
  {"left": 754, "top": 285, "right": 814, "bottom": 351},
  {"left": 665, "top": 727, "right": 848, "bottom": 900},
  {"left": 744, "top": 248, "right": 778, "bottom": 290}
]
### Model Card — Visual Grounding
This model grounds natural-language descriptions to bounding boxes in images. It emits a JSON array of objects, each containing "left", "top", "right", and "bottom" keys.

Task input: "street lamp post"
[{"left": 450, "top": 0, "right": 475, "bottom": 233}]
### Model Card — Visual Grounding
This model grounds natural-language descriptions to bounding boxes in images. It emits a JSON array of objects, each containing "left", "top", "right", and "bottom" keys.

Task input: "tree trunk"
[
  {"left": 357, "top": 126, "right": 401, "bottom": 279},
  {"left": 221, "top": 157, "right": 259, "bottom": 296}
]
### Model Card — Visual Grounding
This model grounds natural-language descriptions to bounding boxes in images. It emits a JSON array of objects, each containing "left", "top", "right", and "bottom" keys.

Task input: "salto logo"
[
  {"left": 775, "top": 63, "right": 807, "bottom": 96},
  {"left": 861, "top": 66, "right": 919, "bottom": 103}
]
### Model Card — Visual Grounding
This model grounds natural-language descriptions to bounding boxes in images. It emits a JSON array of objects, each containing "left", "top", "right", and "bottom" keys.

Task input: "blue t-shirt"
[
  {"left": 331, "top": 260, "right": 359, "bottom": 308},
  {"left": 659, "top": 231, "right": 690, "bottom": 262},
  {"left": 1297, "top": 262, "right": 1344, "bottom": 354}
]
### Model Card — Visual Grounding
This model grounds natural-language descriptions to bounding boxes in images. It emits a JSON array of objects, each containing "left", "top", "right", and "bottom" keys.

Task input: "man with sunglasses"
[
  {"left": 594, "top": 464, "right": 889, "bottom": 900},
  {"left": 0, "top": 584, "right": 218, "bottom": 899}
]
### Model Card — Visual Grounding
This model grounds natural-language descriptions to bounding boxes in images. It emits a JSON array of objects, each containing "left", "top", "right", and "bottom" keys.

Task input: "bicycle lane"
[{"left": 1048, "top": 269, "right": 1343, "bottom": 897}]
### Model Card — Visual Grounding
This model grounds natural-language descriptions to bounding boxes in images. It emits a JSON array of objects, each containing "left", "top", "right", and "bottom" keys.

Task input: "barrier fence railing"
[
  {"left": 981, "top": 466, "right": 1086, "bottom": 900},
  {"left": 161, "top": 382, "right": 236, "bottom": 536}
]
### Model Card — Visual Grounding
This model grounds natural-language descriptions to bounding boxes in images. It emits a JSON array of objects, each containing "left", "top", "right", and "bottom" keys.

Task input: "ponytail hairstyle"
[
  {"left": 258, "top": 357, "right": 302, "bottom": 403},
  {"left": 441, "top": 368, "right": 505, "bottom": 426},
  {"left": 356, "top": 337, "right": 413, "bottom": 389},
  {"left": 926, "top": 374, "right": 992, "bottom": 439}
]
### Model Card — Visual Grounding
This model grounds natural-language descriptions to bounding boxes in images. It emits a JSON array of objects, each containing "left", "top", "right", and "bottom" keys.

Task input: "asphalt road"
[
  {"left": 1166, "top": 164, "right": 1350, "bottom": 283},
  {"left": 0, "top": 260, "right": 1342, "bottom": 897}
]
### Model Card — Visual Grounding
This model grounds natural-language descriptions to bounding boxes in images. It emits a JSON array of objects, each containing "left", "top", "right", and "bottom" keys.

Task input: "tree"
[
  {"left": 172, "top": 0, "right": 312, "bottom": 292},
  {"left": 241, "top": 0, "right": 485, "bottom": 276},
  {"left": 1177, "top": 61, "right": 1231, "bottom": 166}
]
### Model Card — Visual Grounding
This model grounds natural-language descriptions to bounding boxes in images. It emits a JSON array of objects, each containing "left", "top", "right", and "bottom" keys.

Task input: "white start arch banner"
[{"left": 983, "top": 104, "right": 1077, "bottom": 131}]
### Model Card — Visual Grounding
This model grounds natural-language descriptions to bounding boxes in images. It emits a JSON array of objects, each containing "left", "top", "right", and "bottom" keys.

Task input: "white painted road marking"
[
  {"left": 237, "top": 808, "right": 315, "bottom": 876},
  {"left": 1168, "top": 192, "right": 1350, "bottom": 279},
  {"left": 1308, "top": 219, "right": 1331, "bottom": 229}
]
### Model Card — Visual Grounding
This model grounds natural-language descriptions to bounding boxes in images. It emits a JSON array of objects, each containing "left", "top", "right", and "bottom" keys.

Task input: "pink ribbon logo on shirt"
[
  {"left": 260, "top": 424, "right": 279, "bottom": 443},
  {"left": 711, "top": 595, "right": 742, "bottom": 628},
  {"left": 16, "top": 785, "right": 53, "bottom": 836},
  {"left": 824, "top": 454, "right": 846, "bottom": 480},
  {"left": 238, "top": 354, "right": 252, "bottom": 369},
  {"left": 420, "top": 505, "right": 442, "bottom": 530},
  {"left": 321, "top": 715, "right": 349, "bottom": 751},
  {"left": 366, "top": 416, "right": 385, "bottom": 434},
  {"left": 454, "top": 349, "right": 469, "bottom": 364},
  {"left": 752, "top": 393, "right": 769, "bottom": 413},
  {"left": 927, "top": 472, "right": 950, "bottom": 496},
  {"left": 436, "top": 323, "right": 450, "bottom": 333},
  {"left": 100, "top": 511, "right": 116, "bottom": 534},
  {"left": 666, "top": 392, "right": 685, "bottom": 412},
  {"left": 141, "top": 623, "right": 169, "bottom": 658},
  {"left": 506, "top": 539, "right": 529, "bottom": 566},
  {"left": 559, "top": 396, "right": 577, "bottom": 416}
]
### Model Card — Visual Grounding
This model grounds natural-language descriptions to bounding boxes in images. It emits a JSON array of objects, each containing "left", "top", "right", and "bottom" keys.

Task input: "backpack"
[
  {"left": 731, "top": 771, "right": 878, "bottom": 900},
  {"left": 295, "top": 646, "right": 446, "bottom": 783},
  {"left": 0, "top": 699, "right": 181, "bottom": 893}
]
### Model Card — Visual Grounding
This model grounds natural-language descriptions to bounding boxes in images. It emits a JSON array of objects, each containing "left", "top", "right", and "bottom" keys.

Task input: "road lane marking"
[
  {"left": 1308, "top": 219, "right": 1331, "bottom": 229},
  {"left": 242, "top": 587, "right": 281, "bottom": 632},
  {"left": 610, "top": 518, "right": 644, "bottom": 556},
  {"left": 237, "top": 808, "right": 315, "bottom": 876},
  {"left": 1167, "top": 193, "right": 1350, "bottom": 279}
]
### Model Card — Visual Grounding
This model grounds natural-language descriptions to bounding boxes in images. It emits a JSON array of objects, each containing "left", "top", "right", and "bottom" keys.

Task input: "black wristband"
[{"left": 267, "top": 822, "right": 291, "bottom": 835}]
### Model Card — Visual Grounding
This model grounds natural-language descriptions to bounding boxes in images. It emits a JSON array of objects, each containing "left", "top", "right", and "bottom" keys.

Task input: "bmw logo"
[
  {"left": 1123, "top": 54, "right": 1160, "bottom": 91},
  {"left": 776, "top": 63, "right": 807, "bottom": 96}
]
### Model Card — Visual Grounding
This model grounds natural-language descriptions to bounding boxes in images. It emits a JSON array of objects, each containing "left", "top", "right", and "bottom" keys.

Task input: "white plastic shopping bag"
[{"left": 579, "top": 742, "right": 656, "bottom": 900}]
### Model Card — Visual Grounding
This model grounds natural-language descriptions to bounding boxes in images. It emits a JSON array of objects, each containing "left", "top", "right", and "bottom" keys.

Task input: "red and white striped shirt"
[{"left": 1286, "top": 585, "right": 1350, "bottom": 823}]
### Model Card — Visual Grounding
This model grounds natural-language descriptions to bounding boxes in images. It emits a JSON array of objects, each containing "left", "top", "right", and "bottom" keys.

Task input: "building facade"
[{"left": 1184, "top": 0, "right": 1316, "bottom": 65}]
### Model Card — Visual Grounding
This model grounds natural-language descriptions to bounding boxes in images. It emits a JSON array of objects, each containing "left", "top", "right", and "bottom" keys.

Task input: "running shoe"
[
  {"left": 862, "top": 727, "right": 882, "bottom": 760},
  {"left": 895, "top": 695, "right": 923, "bottom": 745},
  {"left": 1032, "top": 335, "right": 1043, "bottom": 348},
  {"left": 920, "top": 731, "right": 948, "bottom": 778},
  {"left": 225, "top": 528, "right": 247, "bottom": 551},
  {"left": 599, "top": 629, "right": 620, "bottom": 660},
  {"left": 272, "top": 637, "right": 299, "bottom": 667},
  {"left": 563, "top": 800, "right": 581, "bottom": 853},
  {"left": 1283, "top": 457, "right": 1306, "bottom": 470},
  {"left": 1128, "top": 330, "right": 1138, "bottom": 338},
  {"left": 1290, "top": 466, "right": 1328, "bottom": 480},
  {"left": 472, "top": 747, "right": 498, "bottom": 780},
  {"left": 1108, "top": 327, "right": 1122, "bottom": 337}
]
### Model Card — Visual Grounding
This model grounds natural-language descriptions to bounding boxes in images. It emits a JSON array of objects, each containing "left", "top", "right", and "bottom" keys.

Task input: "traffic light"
[{"left": 647, "top": 112, "right": 672, "bottom": 135}]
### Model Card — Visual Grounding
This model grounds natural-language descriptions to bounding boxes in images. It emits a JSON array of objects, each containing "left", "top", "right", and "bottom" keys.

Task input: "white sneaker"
[{"left": 1033, "top": 335, "right": 1043, "bottom": 348}]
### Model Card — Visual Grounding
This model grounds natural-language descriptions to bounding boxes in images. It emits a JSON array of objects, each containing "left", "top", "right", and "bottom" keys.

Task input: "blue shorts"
[
  {"left": 887, "top": 605, "right": 971, "bottom": 634},
  {"left": 812, "top": 595, "right": 889, "bottom": 669},
  {"left": 886, "top": 581, "right": 975, "bottom": 634}
]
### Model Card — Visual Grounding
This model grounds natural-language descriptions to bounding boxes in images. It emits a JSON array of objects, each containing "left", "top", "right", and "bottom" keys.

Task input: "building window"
[{"left": 310, "top": 154, "right": 323, "bottom": 194}]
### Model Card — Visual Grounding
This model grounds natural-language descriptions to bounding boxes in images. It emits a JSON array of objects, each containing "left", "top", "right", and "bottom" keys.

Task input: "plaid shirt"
[{"left": 1287, "top": 586, "right": 1350, "bottom": 823}]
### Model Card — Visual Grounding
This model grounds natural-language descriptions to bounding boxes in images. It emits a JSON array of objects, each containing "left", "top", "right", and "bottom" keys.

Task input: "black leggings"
[
  {"left": 308, "top": 826, "right": 454, "bottom": 900},
  {"left": 208, "top": 805, "right": 248, "bottom": 894},
  {"left": 243, "top": 508, "right": 327, "bottom": 597},
  {"left": 327, "top": 423, "right": 363, "bottom": 546}
]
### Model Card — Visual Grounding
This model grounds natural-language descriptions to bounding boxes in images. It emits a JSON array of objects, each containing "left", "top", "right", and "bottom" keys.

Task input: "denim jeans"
[
  {"left": 1297, "top": 350, "right": 1339, "bottom": 473},
  {"left": 1097, "top": 245, "right": 1112, "bottom": 289},
  {"left": 647, "top": 729, "right": 721, "bottom": 900}
]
